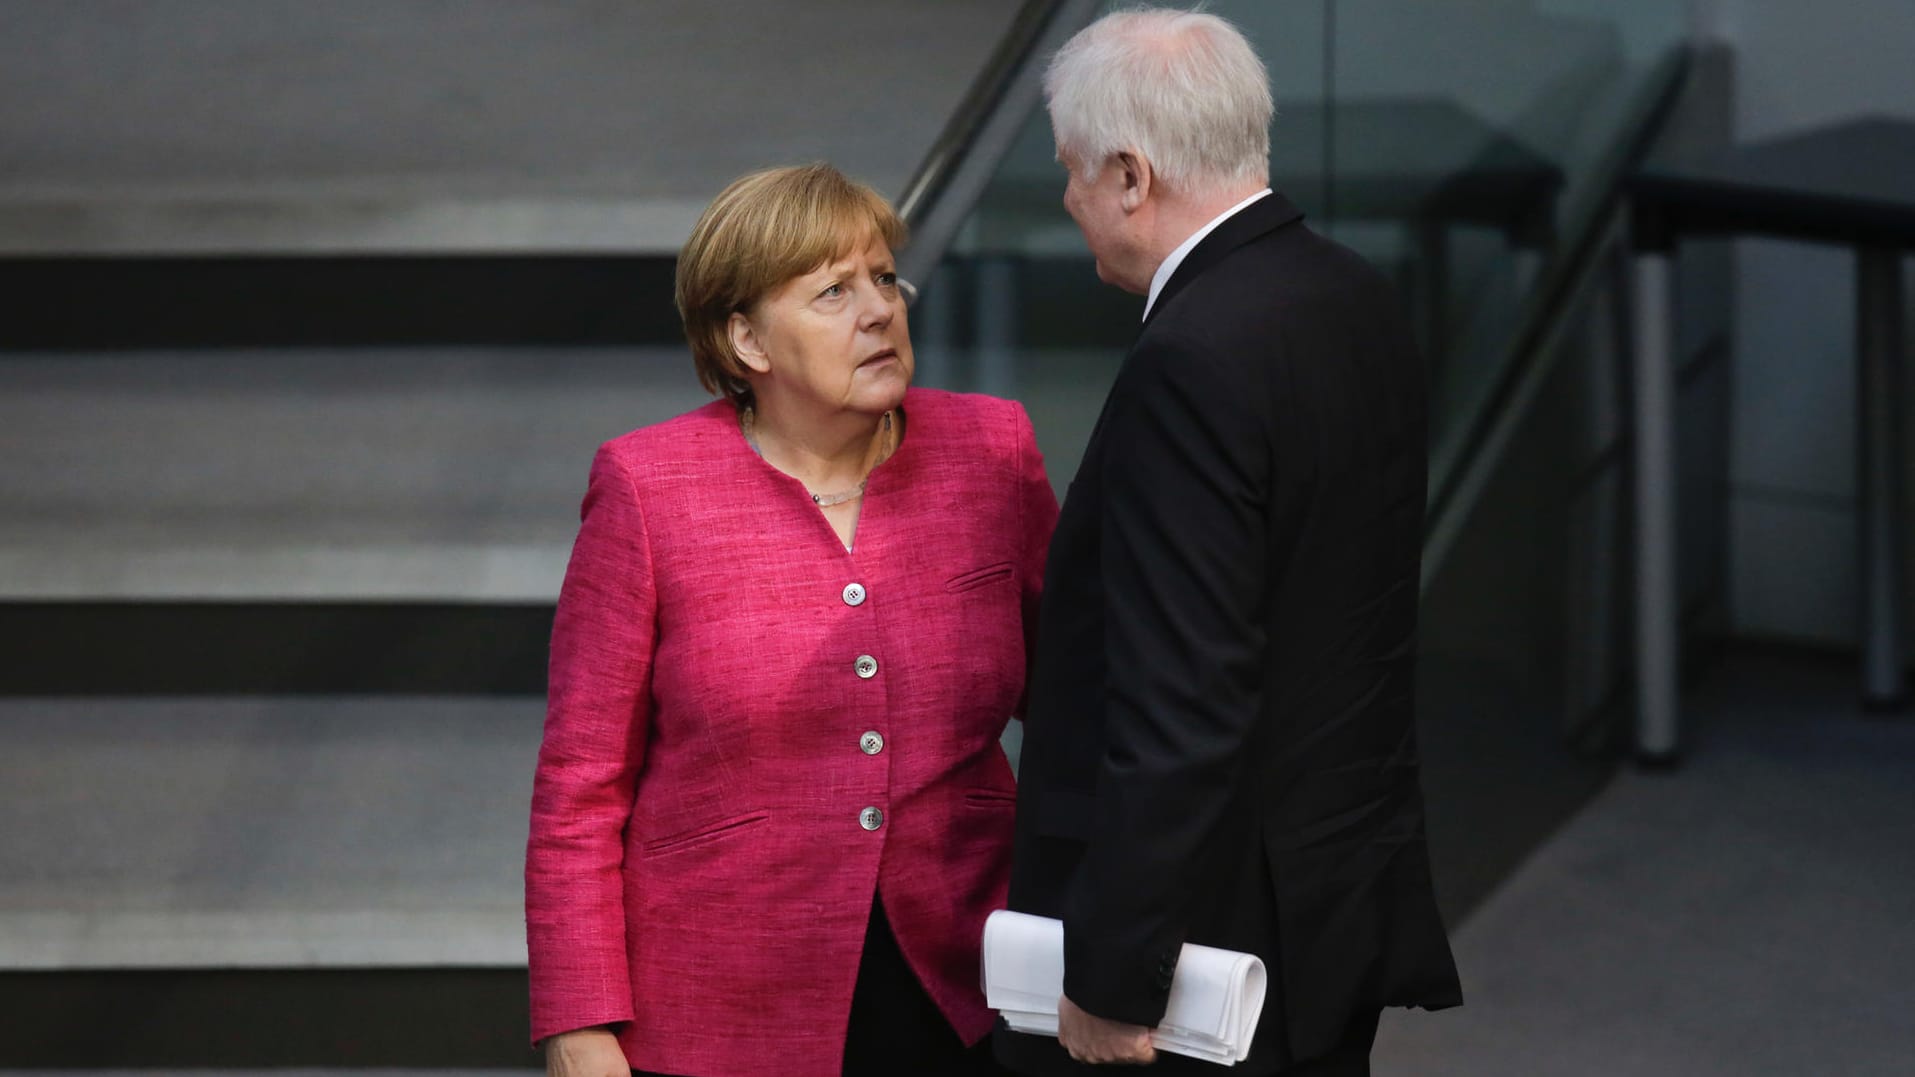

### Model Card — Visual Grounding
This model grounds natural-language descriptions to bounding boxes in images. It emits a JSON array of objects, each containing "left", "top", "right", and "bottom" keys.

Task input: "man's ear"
[
  {"left": 729, "top": 311, "right": 773, "bottom": 375},
  {"left": 1117, "top": 150, "right": 1153, "bottom": 213}
]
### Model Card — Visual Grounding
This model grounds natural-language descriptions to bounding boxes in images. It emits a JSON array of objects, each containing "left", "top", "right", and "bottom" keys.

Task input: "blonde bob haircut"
[{"left": 675, "top": 163, "right": 907, "bottom": 404}]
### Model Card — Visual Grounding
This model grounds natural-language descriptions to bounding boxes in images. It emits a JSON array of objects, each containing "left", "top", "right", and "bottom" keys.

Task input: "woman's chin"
[{"left": 854, "top": 365, "right": 912, "bottom": 411}]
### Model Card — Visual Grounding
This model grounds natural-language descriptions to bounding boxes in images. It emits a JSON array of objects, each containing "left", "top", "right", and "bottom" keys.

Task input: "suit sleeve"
[
  {"left": 1013, "top": 402, "right": 1060, "bottom": 720},
  {"left": 1062, "top": 331, "right": 1271, "bottom": 1026},
  {"left": 525, "top": 444, "right": 656, "bottom": 1044}
]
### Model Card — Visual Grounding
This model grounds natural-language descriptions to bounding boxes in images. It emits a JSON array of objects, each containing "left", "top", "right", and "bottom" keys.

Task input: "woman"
[{"left": 525, "top": 163, "right": 1057, "bottom": 1077}]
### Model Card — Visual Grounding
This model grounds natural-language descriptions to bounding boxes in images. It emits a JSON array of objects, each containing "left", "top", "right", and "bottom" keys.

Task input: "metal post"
[
  {"left": 1857, "top": 247, "right": 1907, "bottom": 709},
  {"left": 975, "top": 255, "right": 1019, "bottom": 398},
  {"left": 1631, "top": 250, "right": 1680, "bottom": 762},
  {"left": 1513, "top": 248, "right": 1545, "bottom": 306},
  {"left": 912, "top": 262, "right": 959, "bottom": 392},
  {"left": 1413, "top": 220, "right": 1450, "bottom": 382},
  {"left": 1563, "top": 242, "right": 1635, "bottom": 728}
]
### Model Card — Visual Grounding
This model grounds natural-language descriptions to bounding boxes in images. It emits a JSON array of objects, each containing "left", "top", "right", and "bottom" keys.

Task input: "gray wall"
[{"left": 1693, "top": 0, "right": 1915, "bottom": 647}]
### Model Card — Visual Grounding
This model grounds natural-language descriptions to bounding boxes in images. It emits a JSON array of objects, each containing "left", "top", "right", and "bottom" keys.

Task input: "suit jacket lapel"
[{"left": 1142, "top": 191, "right": 1305, "bottom": 330}]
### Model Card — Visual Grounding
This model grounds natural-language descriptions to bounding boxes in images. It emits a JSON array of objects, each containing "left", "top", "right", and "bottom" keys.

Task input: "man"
[{"left": 996, "top": 9, "right": 1463, "bottom": 1076}]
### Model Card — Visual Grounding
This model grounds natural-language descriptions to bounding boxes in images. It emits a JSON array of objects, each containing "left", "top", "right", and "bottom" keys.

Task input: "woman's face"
[{"left": 733, "top": 234, "right": 914, "bottom": 418}]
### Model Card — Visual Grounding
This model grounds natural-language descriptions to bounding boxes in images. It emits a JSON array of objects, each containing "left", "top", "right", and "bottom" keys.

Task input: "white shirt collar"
[{"left": 1143, "top": 188, "right": 1273, "bottom": 321}]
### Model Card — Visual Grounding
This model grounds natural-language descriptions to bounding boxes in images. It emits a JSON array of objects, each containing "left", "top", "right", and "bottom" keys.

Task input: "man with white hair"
[{"left": 998, "top": 9, "right": 1463, "bottom": 1074}]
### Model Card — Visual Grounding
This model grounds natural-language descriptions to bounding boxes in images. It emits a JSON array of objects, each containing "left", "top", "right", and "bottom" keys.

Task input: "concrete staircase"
[{"left": 0, "top": 0, "right": 1023, "bottom": 1065}]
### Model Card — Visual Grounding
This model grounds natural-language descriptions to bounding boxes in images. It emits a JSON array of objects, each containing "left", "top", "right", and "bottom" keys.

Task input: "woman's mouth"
[{"left": 859, "top": 348, "right": 899, "bottom": 368}]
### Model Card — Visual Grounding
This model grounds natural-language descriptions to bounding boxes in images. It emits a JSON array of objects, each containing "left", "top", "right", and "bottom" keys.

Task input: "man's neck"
[{"left": 1141, "top": 182, "right": 1270, "bottom": 280}]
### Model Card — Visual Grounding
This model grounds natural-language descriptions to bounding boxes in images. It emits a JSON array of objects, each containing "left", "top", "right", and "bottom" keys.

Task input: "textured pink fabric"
[{"left": 526, "top": 388, "right": 1057, "bottom": 1077}]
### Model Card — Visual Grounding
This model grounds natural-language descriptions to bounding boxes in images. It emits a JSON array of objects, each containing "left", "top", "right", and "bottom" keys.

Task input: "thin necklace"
[{"left": 740, "top": 406, "right": 895, "bottom": 507}]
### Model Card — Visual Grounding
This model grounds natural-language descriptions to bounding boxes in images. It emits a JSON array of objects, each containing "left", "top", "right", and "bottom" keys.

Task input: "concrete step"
[
  {"left": 0, "top": 337, "right": 1134, "bottom": 604},
  {"left": 0, "top": 0, "right": 1024, "bottom": 255},
  {"left": 0, "top": 346, "right": 707, "bottom": 602},
  {"left": 0, "top": 1071, "right": 534, "bottom": 1077},
  {"left": 0, "top": 603, "right": 551, "bottom": 695},
  {"left": 1, "top": 968, "right": 536, "bottom": 1065},
  {"left": 0, "top": 255, "right": 686, "bottom": 351},
  {"left": 0, "top": 696, "right": 539, "bottom": 969}
]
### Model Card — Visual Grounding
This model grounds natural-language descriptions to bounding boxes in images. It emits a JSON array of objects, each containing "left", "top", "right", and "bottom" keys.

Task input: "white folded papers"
[{"left": 983, "top": 909, "right": 1269, "bottom": 1066}]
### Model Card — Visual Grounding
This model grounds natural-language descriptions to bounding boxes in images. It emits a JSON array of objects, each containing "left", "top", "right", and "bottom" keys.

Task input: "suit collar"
[
  {"left": 1144, "top": 189, "right": 1271, "bottom": 319},
  {"left": 1141, "top": 190, "right": 1305, "bottom": 328}
]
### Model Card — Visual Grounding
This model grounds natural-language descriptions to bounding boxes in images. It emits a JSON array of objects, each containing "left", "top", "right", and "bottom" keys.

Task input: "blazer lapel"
[{"left": 1142, "top": 191, "right": 1305, "bottom": 330}]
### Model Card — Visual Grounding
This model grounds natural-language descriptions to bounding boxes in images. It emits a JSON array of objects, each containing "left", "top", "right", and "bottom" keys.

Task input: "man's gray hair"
[{"left": 1044, "top": 7, "right": 1272, "bottom": 195}]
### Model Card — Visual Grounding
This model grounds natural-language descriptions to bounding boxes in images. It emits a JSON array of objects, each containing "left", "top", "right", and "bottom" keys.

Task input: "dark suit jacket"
[{"left": 996, "top": 193, "right": 1463, "bottom": 1076}]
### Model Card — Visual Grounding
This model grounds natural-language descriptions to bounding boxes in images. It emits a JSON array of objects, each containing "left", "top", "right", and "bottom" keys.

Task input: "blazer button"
[
  {"left": 860, "top": 731, "right": 885, "bottom": 755},
  {"left": 859, "top": 806, "right": 884, "bottom": 831},
  {"left": 843, "top": 582, "right": 867, "bottom": 606},
  {"left": 854, "top": 655, "right": 878, "bottom": 679}
]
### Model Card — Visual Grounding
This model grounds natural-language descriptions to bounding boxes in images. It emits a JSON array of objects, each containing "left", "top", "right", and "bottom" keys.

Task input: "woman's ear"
[
  {"left": 729, "top": 311, "right": 773, "bottom": 375},
  {"left": 1117, "top": 150, "right": 1152, "bottom": 213}
]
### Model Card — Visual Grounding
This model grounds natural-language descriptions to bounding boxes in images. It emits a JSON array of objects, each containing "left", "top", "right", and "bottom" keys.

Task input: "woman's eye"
[
  {"left": 876, "top": 272, "right": 898, "bottom": 288},
  {"left": 819, "top": 283, "right": 844, "bottom": 299}
]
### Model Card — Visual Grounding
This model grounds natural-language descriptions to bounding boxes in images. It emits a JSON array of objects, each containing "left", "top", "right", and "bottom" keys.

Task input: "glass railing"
[{"left": 908, "top": 0, "right": 1690, "bottom": 501}]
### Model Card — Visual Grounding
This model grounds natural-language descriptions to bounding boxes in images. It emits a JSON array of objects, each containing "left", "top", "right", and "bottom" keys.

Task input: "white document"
[{"left": 983, "top": 909, "right": 1269, "bottom": 1066}]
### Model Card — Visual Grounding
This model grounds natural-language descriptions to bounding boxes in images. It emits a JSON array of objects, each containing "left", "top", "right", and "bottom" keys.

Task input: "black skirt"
[{"left": 632, "top": 894, "right": 1008, "bottom": 1077}]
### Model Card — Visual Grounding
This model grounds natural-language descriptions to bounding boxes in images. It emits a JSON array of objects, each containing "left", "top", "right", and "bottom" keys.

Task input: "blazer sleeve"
[
  {"left": 1013, "top": 403, "right": 1060, "bottom": 720},
  {"left": 1061, "top": 330, "right": 1272, "bottom": 1026},
  {"left": 525, "top": 444, "right": 656, "bottom": 1044}
]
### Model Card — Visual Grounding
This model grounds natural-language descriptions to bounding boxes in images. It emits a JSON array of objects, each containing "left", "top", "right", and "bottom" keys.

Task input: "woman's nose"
[{"left": 857, "top": 287, "right": 894, "bottom": 331}]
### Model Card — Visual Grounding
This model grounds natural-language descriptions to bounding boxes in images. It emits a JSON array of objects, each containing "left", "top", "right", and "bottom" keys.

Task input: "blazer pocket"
[
  {"left": 641, "top": 811, "right": 770, "bottom": 856},
  {"left": 962, "top": 788, "right": 1018, "bottom": 808},
  {"left": 945, "top": 561, "right": 1015, "bottom": 593}
]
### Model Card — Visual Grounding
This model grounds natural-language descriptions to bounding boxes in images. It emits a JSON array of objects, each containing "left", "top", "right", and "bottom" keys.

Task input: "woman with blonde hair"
[{"left": 526, "top": 163, "right": 1054, "bottom": 1077}]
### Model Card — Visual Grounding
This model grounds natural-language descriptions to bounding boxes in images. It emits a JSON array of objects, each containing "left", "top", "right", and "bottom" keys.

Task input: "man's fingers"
[
  {"left": 1068, "top": 1042, "right": 1154, "bottom": 1066},
  {"left": 1108, "top": 1029, "right": 1152, "bottom": 1065}
]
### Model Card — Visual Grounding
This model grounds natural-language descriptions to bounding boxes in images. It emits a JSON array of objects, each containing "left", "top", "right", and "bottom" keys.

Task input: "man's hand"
[
  {"left": 543, "top": 1027, "right": 629, "bottom": 1077},
  {"left": 1058, "top": 994, "right": 1157, "bottom": 1065}
]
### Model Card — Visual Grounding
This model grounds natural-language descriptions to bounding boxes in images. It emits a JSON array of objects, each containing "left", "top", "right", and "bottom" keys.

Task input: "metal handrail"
[
  {"left": 896, "top": 0, "right": 1065, "bottom": 227},
  {"left": 892, "top": 0, "right": 1105, "bottom": 291},
  {"left": 1421, "top": 45, "right": 1696, "bottom": 585},
  {"left": 890, "top": 5, "right": 1697, "bottom": 584}
]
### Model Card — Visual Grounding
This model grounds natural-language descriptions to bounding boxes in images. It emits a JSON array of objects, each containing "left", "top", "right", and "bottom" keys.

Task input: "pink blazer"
[{"left": 525, "top": 388, "right": 1058, "bottom": 1077}]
